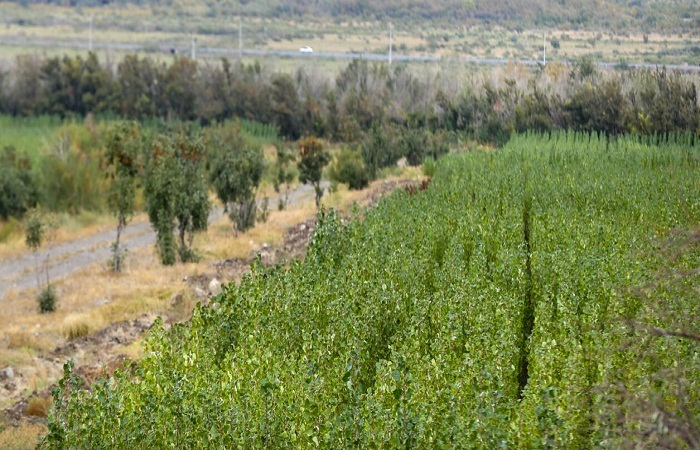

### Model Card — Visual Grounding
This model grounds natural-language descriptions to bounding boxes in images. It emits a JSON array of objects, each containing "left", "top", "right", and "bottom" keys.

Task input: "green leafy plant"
[
  {"left": 40, "top": 133, "right": 700, "bottom": 447},
  {"left": 208, "top": 123, "right": 266, "bottom": 234},
  {"left": 144, "top": 132, "right": 210, "bottom": 265},
  {"left": 298, "top": 137, "right": 330, "bottom": 208},
  {"left": 105, "top": 122, "right": 141, "bottom": 272},
  {"left": 328, "top": 146, "right": 369, "bottom": 190}
]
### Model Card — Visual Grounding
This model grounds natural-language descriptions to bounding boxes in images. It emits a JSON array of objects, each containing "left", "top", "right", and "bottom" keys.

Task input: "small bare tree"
[{"left": 25, "top": 208, "right": 58, "bottom": 313}]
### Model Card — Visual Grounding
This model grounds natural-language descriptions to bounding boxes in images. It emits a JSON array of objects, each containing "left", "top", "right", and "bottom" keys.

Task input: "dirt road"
[{"left": 0, "top": 183, "right": 325, "bottom": 300}]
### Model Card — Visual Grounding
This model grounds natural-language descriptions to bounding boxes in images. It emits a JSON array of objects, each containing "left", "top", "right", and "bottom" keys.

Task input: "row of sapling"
[
  {"left": 23, "top": 120, "right": 367, "bottom": 313},
  {"left": 4, "top": 53, "right": 700, "bottom": 149}
]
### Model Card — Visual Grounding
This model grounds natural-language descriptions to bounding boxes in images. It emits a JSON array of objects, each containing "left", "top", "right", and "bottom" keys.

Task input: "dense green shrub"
[
  {"left": 361, "top": 122, "right": 405, "bottom": 179},
  {"left": 400, "top": 127, "right": 426, "bottom": 166},
  {"left": 143, "top": 132, "right": 210, "bottom": 265},
  {"left": 207, "top": 122, "right": 266, "bottom": 233},
  {"left": 38, "top": 285, "right": 57, "bottom": 313},
  {"left": 0, "top": 146, "right": 37, "bottom": 219},
  {"left": 328, "top": 146, "right": 369, "bottom": 190}
]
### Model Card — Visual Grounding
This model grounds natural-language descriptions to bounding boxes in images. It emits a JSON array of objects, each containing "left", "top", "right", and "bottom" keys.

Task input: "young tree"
[
  {"left": 208, "top": 124, "right": 266, "bottom": 234},
  {"left": 271, "top": 73, "right": 301, "bottom": 139},
  {"left": 272, "top": 144, "right": 296, "bottom": 210},
  {"left": 144, "top": 132, "right": 210, "bottom": 265},
  {"left": 327, "top": 146, "right": 369, "bottom": 190},
  {"left": 298, "top": 137, "right": 329, "bottom": 209},
  {"left": 105, "top": 122, "right": 141, "bottom": 272},
  {"left": 25, "top": 208, "right": 58, "bottom": 313},
  {"left": 361, "top": 121, "right": 398, "bottom": 180}
]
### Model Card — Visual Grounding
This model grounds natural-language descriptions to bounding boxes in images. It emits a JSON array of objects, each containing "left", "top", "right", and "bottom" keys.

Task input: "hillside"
[{"left": 5, "top": 0, "right": 700, "bottom": 32}]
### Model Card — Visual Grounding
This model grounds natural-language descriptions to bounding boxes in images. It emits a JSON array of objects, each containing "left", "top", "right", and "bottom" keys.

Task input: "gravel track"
[{"left": 0, "top": 183, "right": 325, "bottom": 300}]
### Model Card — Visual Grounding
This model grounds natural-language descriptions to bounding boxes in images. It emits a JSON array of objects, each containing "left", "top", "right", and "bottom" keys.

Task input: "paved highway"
[{"left": 1, "top": 35, "right": 699, "bottom": 72}]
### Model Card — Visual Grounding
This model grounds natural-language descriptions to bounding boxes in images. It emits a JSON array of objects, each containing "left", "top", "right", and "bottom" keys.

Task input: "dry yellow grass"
[
  {"left": 0, "top": 212, "right": 150, "bottom": 261},
  {"left": 0, "top": 421, "right": 47, "bottom": 450},
  {"left": 115, "top": 338, "right": 146, "bottom": 361}
]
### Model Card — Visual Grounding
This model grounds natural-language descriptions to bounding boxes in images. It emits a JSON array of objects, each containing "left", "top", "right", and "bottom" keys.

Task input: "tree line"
[
  {"left": 8, "top": 0, "right": 700, "bottom": 32},
  {"left": 1, "top": 53, "right": 698, "bottom": 147}
]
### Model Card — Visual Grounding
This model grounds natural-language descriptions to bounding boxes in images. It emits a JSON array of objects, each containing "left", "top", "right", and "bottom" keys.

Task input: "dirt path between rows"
[{"left": 0, "top": 183, "right": 325, "bottom": 300}]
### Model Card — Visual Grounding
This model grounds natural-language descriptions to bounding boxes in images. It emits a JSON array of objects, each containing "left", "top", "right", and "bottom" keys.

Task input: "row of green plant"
[
  {"left": 42, "top": 132, "right": 700, "bottom": 447},
  {"left": 0, "top": 111, "right": 450, "bottom": 225},
  {"left": 0, "top": 118, "right": 259, "bottom": 220},
  {"left": 1, "top": 53, "right": 699, "bottom": 147}
]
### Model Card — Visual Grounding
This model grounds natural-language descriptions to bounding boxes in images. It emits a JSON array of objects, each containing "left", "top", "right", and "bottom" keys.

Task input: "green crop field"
[
  {"left": 0, "top": 116, "right": 63, "bottom": 162},
  {"left": 43, "top": 133, "right": 700, "bottom": 448}
]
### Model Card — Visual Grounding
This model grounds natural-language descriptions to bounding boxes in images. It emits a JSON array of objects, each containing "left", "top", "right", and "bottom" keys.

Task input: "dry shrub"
[
  {"left": 25, "top": 396, "right": 51, "bottom": 417},
  {"left": 61, "top": 314, "right": 100, "bottom": 341}
]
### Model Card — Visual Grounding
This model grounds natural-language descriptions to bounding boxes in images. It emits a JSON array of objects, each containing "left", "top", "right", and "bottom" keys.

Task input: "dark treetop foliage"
[
  {"left": 143, "top": 131, "right": 210, "bottom": 265},
  {"left": 1, "top": 53, "right": 699, "bottom": 149},
  {"left": 297, "top": 137, "right": 330, "bottom": 208},
  {"left": 207, "top": 122, "right": 266, "bottom": 233}
]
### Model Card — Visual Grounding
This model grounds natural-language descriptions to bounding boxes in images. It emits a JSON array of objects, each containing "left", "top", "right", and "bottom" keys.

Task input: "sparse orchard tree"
[
  {"left": 272, "top": 144, "right": 296, "bottom": 210},
  {"left": 208, "top": 123, "right": 266, "bottom": 234},
  {"left": 327, "top": 146, "right": 369, "bottom": 190},
  {"left": 298, "top": 137, "right": 329, "bottom": 209},
  {"left": 104, "top": 122, "right": 141, "bottom": 272},
  {"left": 144, "top": 132, "right": 210, "bottom": 265}
]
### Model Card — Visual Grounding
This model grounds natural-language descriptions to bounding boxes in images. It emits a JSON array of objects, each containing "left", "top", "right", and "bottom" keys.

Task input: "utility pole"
[
  {"left": 543, "top": 31, "right": 546, "bottom": 66},
  {"left": 389, "top": 23, "right": 393, "bottom": 66},
  {"left": 238, "top": 16, "right": 242, "bottom": 59},
  {"left": 89, "top": 15, "right": 93, "bottom": 52},
  {"left": 191, "top": 36, "right": 196, "bottom": 60}
]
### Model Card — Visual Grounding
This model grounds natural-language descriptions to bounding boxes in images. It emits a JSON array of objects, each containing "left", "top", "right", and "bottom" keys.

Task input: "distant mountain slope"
[{"left": 8, "top": 0, "right": 700, "bottom": 31}]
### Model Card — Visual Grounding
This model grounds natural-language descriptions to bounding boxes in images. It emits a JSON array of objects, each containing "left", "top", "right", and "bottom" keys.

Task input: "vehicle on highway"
[{"left": 299, "top": 46, "right": 313, "bottom": 53}]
